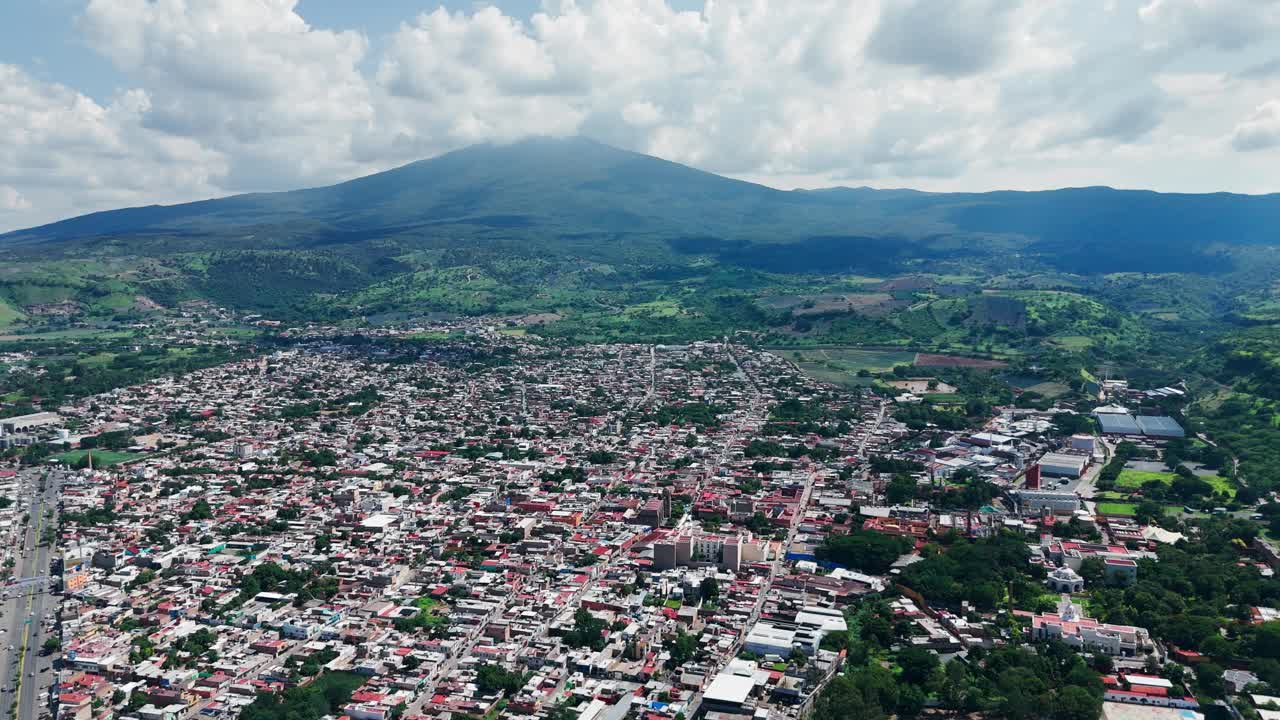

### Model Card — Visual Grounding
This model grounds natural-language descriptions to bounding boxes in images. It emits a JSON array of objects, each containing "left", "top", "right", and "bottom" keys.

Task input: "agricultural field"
[
  {"left": 1050, "top": 335, "right": 1095, "bottom": 350},
  {"left": 1025, "top": 381, "right": 1073, "bottom": 398},
  {"left": 767, "top": 347, "right": 916, "bottom": 388},
  {"left": 0, "top": 299, "right": 26, "bottom": 329},
  {"left": 772, "top": 347, "right": 916, "bottom": 372},
  {"left": 914, "top": 353, "right": 1008, "bottom": 369},
  {"left": 758, "top": 292, "right": 902, "bottom": 317}
]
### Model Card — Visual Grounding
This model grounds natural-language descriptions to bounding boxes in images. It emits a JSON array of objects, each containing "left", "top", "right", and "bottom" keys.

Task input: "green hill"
[{"left": 2, "top": 136, "right": 1279, "bottom": 347}]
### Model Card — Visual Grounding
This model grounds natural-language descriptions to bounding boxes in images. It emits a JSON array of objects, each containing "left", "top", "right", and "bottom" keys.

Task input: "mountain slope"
[
  {"left": 2, "top": 137, "right": 835, "bottom": 247},
  {"left": 6, "top": 137, "right": 1280, "bottom": 272},
  {"left": 4, "top": 136, "right": 1280, "bottom": 333}
]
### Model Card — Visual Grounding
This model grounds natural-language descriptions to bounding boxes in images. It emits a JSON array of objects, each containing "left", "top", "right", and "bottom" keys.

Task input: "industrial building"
[
  {"left": 0, "top": 411, "right": 60, "bottom": 434},
  {"left": 1014, "top": 489, "right": 1081, "bottom": 515},
  {"left": 1096, "top": 413, "right": 1142, "bottom": 436},
  {"left": 1134, "top": 416, "right": 1185, "bottom": 439},
  {"left": 1095, "top": 412, "right": 1184, "bottom": 440},
  {"left": 1070, "top": 434, "right": 1097, "bottom": 453},
  {"left": 1039, "top": 452, "right": 1089, "bottom": 478}
]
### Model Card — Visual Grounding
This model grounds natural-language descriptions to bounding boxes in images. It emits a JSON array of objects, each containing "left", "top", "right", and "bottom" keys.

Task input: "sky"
[{"left": 3, "top": 0, "right": 1280, "bottom": 232}]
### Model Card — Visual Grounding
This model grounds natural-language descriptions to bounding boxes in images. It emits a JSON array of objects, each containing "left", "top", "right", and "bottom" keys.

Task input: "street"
[{"left": 0, "top": 469, "right": 60, "bottom": 720}]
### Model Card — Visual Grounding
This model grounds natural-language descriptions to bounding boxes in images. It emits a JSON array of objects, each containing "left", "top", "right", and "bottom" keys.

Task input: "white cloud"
[
  {"left": 1138, "top": 0, "right": 1280, "bottom": 53},
  {"left": 0, "top": 63, "right": 225, "bottom": 229},
  {"left": 80, "top": 0, "right": 375, "bottom": 190},
  {"left": 867, "top": 0, "right": 1017, "bottom": 77},
  {"left": 0, "top": 186, "right": 31, "bottom": 212},
  {"left": 1232, "top": 99, "right": 1280, "bottom": 151},
  {"left": 1, "top": 0, "right": 1280, "bottom": 233}
]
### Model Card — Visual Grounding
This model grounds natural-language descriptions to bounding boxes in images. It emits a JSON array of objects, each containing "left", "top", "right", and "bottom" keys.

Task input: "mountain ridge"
[{"left": 7, "top": 136, "right": 1280, "bottom": 250}]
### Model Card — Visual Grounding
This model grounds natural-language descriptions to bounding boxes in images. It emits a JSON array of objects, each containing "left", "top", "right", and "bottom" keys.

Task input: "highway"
[{"left": 0, "top": 469, "right": 60, "bottom": 720}]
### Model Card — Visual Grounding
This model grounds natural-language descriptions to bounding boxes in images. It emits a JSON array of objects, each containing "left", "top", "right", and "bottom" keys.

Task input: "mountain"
[
  {"left": 4, "top": 136, "right": 1280, "bottom": 330},
  {"left": 6, "top": 136, "right": 1280, "bottom": 270},
  {"left": 2, "top": 137, "right": 819, "bottom": 247}
]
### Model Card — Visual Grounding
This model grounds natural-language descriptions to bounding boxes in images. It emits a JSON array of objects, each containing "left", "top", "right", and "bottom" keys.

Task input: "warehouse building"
[
  {"left": 1135, "top": 416, "right": 1185, "bottom": 439},
  {"left": 1096, "top": 413, "right": 1142, "bottom": 436},
  {"left": 1095, "top": 412, "right": 1184, "bottom": 440},
  {"left": 1039, "top": 452, "right": 1089, "bottom": 478},
  {"left": 0, "top": 411, "right": 61, "bottom": 434}
]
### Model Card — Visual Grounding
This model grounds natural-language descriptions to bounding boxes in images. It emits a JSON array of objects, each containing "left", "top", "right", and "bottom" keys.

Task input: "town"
[{"left": 0, "top": 328, "right": 1277, "bottom": 720}]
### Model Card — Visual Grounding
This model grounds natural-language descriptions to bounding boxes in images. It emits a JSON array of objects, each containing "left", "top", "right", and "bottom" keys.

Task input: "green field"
[
  {"left": 922, "top": 393, "right": 964, "bottom": 404},
  {"left": 0, "top": 327, "right": 134, "bottom": 341},
  {"left": 0, "top": 300, "right": 25, "bottom": 329},
  {"left": 768, "top": 347, "right": 918, "bottom": 389},
  {"left": 1115, "top": 469, "right": 1177, "bottom": 489},
  {"left": 1096, "top": 502, "right": 1138, "bottom": 516},
  {"left": 1025, "top": 381, "right": 1072, "bottom": 398},
  {"left": 51, "top": 450, "right": 146, "bottom": 467},
  {"left": 1050, "top": 335, "right": 1095, "bottom": 350},
  {"left": 1114, "top": 468, "right": 1235, "bottom": 497},
  {"left": 1202, "top": 474, "right": 1236, "bottom": 497}
]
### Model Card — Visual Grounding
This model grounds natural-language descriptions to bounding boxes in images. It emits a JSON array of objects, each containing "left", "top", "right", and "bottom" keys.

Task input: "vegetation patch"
[
  {"left": 1096, "top": 502, "right": 1138, "bottom": 516},
  {"left": 914, "top": 353, "right": 1007, "bottom": 369},
  {"left": 1115, "top": 469, "right": 1177, "bottom": 489},
  {"left": 51, "top": 450, "right": 146, "bottom": 467}
]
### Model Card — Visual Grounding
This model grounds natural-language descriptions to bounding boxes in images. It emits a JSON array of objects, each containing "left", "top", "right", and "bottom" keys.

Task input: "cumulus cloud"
[
  {"left": 1138, "top": 0, "right": 1280, "bottom": 52},
  {"left": 1, "top": 0, "right": 1280, "bottom": 233},
  {"left": 0, "top": 63, "right": 225, "bottom": 229},
  {"left": 867, "top": 0, "right": 1017, "bottom": 77},
  {"left": 80, "top": 0, "right": 375, "bottom": 190},
  {"left": 1232, "top": 100, "right": 1280, "bottom": 151},
  {"left": 0, "top": 186, "right": 31, "bottom": 212}
]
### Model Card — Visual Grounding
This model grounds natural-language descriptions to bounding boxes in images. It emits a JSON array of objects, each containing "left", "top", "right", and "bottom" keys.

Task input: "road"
[{"left": 0, "top": 469, "right": 60, "bottom": 720}]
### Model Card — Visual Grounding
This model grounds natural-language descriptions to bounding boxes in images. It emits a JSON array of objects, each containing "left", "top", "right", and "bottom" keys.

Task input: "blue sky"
[{"left": 2, "top": 0, "right": 1280, "bottom": 232}]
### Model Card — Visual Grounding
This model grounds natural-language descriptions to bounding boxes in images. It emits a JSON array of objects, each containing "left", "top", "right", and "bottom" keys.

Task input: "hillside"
[
  {"left": 2, "top": 136, "right": 1280, "bottom": 349},
  {"left": 7, "top": 137, "right": 1280, "bottom": 268}
]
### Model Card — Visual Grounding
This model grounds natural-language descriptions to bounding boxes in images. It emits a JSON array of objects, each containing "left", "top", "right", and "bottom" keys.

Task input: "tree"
[
  {"left": 1078, "top": 557, "right": 1105, "bottom": 585},
  {"left": 816, "top": 531, "right": 913, "bottom": 575},
  {"left": 699, "top": 577, "right": 720, "bottom": 600},
  {"left": 563, "top": 608, "right": 608, "bottom": 651},
  {"left": 184, "top": 499, "right": 214, "bottom": 521},
  {"left": 1194, "top": 662, "right": 1226, "bottom": 699},
  {"left": 885, "top": 476, "right": 917, "bottom": 504},
  {"left": 942, "top": 660, "right": 970, "bottom": 710},
  {"left": 1252, "top": 622, "right": 1280, "bottom": 660},
  {"left": 1053, "top": 686, "right": 1102, "bottom": 720},
  {"left": 1134, "top": 500, "right": 1165, "bottom": 525},
  {"left": 897, "top": 647, "right": 939, "bottom": 686},
  {"left": 667, "top": 630, "right": 699, "bottom": 668},
  {"left": 895, "top": 684, "right": 927, "bottom": 718},
  {"left": 812, "top": 673, "right": 886, "bottom": 720},
  {"left": 475, "top": 664, "right": 525, "bottom": 694}
]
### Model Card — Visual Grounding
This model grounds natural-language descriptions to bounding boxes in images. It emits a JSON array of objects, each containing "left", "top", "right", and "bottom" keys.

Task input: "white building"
[
  {"left": 1046, "top": 566, "right": 1085, "bottom": 593},
  {"left": 1039, "top": 452, "right": 1089, "bottom": 478},
  {"left": 1014, "top": 489, "right": 1081, "bottom": 515},
  {"left": 1030, "top": 596, "right": 1152, "bottom": 656},
  {"left": 744, "top": 622, "right": 795, "bottom": 658}
]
